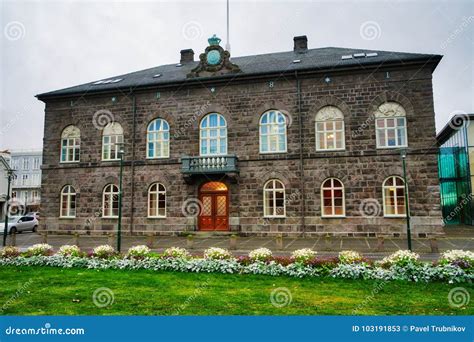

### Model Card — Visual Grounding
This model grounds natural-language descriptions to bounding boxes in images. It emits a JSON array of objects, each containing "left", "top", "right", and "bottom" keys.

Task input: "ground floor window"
[
  {"left": 321, "top": 178, "right": 345, "bottom": 217},
  {"left": 148, "top": 183, "right": 166, "bottom": 217},
  {"left": 263, "top": 179, "right": 285, "bottom": 217},
  {"left": 383, "top": 176, "right": 406, "bottom": 217},
  {"left": 60, "top": 185, "right": 76, "bottom": 218},
  {"left": 103, "top": 184, "right": 119, "bottom": 218}
]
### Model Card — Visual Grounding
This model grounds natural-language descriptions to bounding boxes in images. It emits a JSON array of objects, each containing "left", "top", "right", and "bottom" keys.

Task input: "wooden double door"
[{"left": 198, "top": 181, "right": 229, "bottom": 231}]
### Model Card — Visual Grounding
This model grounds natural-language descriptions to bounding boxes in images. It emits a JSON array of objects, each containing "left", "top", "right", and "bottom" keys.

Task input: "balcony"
[{"left": 181, "top": 155, "right": 238, "bottom": 176}]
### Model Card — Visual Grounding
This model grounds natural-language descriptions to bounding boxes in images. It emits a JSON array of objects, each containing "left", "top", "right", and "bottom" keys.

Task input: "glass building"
[{"left": 437, "top": 114, "right": 474, "bottom": 225}]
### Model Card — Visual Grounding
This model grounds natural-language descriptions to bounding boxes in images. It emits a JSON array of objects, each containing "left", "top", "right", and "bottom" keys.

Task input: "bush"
[
  {"left": 338, "top": 250, "right": 363, "bottom": 264},
  {"left": 380, "top": 250, "right": 419, "bottom": 267},
  {"left": 249, "top": 248, "right": 272, "bottom": 262},
  {"left": 163, "top": 247, "right": 190, "bottom": 259},
  {"left": 127, "top": 245, "right": 151, "bottom": 259},
  {"left": 292, "top": 248, "right": 316, "bottom": 263},
  {"left": 57, "top": 245, "right": 81, "bottom": 257},
  {"left": 93, "top": 245, "right": 116, "bottom": 259},
  {"left": 0, "top": 246, "right": 20, "bottom": 258},
  {"left": 439, "top": 250, "right": 474, "bottom": 269},
  {"left": 26, "top": 244, "right": 53, "bottom": 256},
  {"left": 204, "top": 247, "right": 232, "bottom": 260}
]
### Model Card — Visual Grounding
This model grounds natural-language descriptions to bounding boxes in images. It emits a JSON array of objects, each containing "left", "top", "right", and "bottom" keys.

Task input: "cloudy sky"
[{"left": 0, "top": 0, "right": 472, "bottom": 150}]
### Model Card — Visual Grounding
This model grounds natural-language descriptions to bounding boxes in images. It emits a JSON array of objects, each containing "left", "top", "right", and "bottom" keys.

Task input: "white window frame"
[
  {"left": 382, "top": 176, "right": 407, "bottom": 217},
  {"left": 147, "top": 119, "right": 170, "bottom": 159},
  {"left": 315, "top": 106, "right": 345, "bottom": 151},
  {"left": 259, "top": 110, "right": 287, "bottom": 154},
  {"left": 102, "top": 184, "right": 119, "bottom": 218},
  {"left": 33, "top": 157, "right": 41, "bottom": 170},
  {"left": 102, "top": 123, "right": 124, "bottom": 161},
  {"left": 263, "top": 179, "right": 286, "bottom": 218},
  {"left": 148, "top": 183, "right": 166, "bottom": 218},
  {"left": 321, "top": 178, "right": 345, "bottom": 217},
  {"left": 375, "top": 102, "right": 408, "bottom": 149},
  {"left": 199, "top": 113, "right": 228, "bottom": 156},
  {"left": 60, "top": 185, "right": 76, "bottom": 218},
  {"left": 22, "top": 158, "right": 29, "bottom": 170},
  {"left": 60, "top": 125, "right": 81, "bottom": 163},
  {"left": 22, "top": 174, "right": 28, "bottom": 186}
]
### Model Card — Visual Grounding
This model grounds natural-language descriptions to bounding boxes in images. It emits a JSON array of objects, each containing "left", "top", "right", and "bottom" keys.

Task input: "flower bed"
[{"left": 0, "top": 246, "right": 472, "bottom": 284}]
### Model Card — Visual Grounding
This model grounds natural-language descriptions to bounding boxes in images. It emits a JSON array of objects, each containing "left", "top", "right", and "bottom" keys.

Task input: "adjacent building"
[
  {"left": 36, "top": 35, "right": 443, "bottom": 237},
  {"left": 0, "top": 151, "right": 12, "bottom": 220},
  {"left": 10, "top": 150, "right": 42, "bottom": 213},
  {"left": 437, "top": 114, "right": 474, "bottom": 225}
]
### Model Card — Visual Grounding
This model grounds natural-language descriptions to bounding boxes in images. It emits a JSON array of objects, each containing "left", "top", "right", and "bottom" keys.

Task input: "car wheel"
[
  {"left": 9, "top": 227, "right": 17, "bottom": 235},
  {"left": 32, "top": 225, "right": 38, "bottom": 233}
]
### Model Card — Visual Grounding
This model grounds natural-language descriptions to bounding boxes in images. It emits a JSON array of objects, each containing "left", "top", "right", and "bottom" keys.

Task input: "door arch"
[{"left": 199, "top": 181, "right": 229, "bottom": 231}]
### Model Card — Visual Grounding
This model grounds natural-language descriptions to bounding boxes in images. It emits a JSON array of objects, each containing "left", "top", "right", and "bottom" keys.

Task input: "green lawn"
[{"left": 0, "top": 266, "right": 472, "bottom": 315}]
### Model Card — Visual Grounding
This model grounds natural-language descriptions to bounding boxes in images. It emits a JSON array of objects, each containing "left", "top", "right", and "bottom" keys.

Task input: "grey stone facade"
[{"left": 38, "top": 38, "right": 443, "bottom": 237}]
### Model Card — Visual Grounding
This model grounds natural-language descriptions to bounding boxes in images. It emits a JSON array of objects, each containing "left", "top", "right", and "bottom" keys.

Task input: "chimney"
[
  {"left": 180, "top": 49, "right": 194, "bottom": 63},
  {"left": 293, "top": 35, "right": 308, "bottom": 53}
]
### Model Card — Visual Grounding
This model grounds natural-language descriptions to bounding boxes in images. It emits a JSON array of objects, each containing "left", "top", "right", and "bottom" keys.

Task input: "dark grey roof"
[
  {"left": 436, "top": 114, "right": 474, "bottom": 145},
  {"left": 37, "top": 47, "right": 441, "bottom": 99}
]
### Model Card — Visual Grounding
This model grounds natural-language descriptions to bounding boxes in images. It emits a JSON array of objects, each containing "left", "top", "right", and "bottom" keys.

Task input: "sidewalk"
[{"left": 8, "top": 229, "right": 474, "bottom": 261}]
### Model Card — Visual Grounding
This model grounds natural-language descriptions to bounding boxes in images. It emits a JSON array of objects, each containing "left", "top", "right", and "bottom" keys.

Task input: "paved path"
[{"left": 7, "top": 230, "right": 474, "bottom": 261}]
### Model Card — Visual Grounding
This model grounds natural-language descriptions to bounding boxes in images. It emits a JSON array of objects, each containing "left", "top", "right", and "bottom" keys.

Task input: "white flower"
[
  {"left": 27, "top": 243, "right": 53, "bottom": 256},
  {"left": 57, "top": 245, "right": 81, "bottom": 257},
  {"left": 127, "top": 245, "right": 151, "bottom": 258},
  {"left": 381, "top": 250, "right": 419, "bottom": 266},
  {"left": 249, "top": 248, "right": 273, "bottom": 261},
  {"left": 291, "top": 248, "right": 316, "bottom": 262},
  {"left": 163, "top": 247, "right": 190, "bottom": 259},
  {"left": 93, "top": 245, "right": 115, "bottom": 258},
  {"left": 204, "top": 247, "right": 232, "bottom": 260},
  {"left": 338, "top": 250, "right": 362, "bottom": 264},
  {"left": 0, "top": 246, "right": 20, "bottom": 258},
  {"left": 440, "top": 249, "right": 474, "bottom": 264}
]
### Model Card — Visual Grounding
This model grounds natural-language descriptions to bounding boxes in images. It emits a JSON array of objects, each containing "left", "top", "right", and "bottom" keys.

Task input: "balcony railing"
[{"left": 181, "top": 155, "right": 238, "bottom": 175}]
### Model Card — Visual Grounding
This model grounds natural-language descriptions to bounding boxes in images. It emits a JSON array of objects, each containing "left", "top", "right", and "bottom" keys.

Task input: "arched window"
[
  {"left": 383, "top": 176, "right": 407, "bottom": 217},
  {"left": 315, "top": 106, "right": 345, "bottom": 151},
  {"left": 102, "top": 123, "right": 124, "bottom": 161},
  {"left": 148, "top": 183, "right": 166, "bottom": 217},
  {"left": 60, "top": 125, "right": 80, "bottom": 162},
  {"left": 200, "top": 113, "right": 227, "bottom": 156},
  {"left": 260, "top": 110, "right": 287, "bottom": 153},
  {"left": 321, "top": 178, "right": 345, "bottom": 217},
  {"left": 263, "top": 179, "right": 286, "bottom": 217},
  {"left": 375, "top": 102, "right": 408, "bottom": 148},
  {"left": 147, "top": 119, "right": 169, "bottom": 158},
  {"left": 102, "top": 184, "right": 119, "bottom": 218},
  {"left": 60, "top": 185, "right": 76, "bottom": 218}
]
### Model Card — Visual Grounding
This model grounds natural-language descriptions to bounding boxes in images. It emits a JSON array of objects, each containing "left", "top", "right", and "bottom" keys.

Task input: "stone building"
[{"left": 37, "top": 35, "right": 443, "bottom": 237}]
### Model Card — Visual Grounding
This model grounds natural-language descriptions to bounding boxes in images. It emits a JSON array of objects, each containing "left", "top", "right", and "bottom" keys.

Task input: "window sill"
[
  {"left": 321, "top": 215, "right": 346, "bottom": 219},
  {"left": 259, "top": 151, "right": 287, "bottom": 155},
  {"left": 147, "top": 216, "right": 166, "bottom": 219},
  {"left": 59, "top": 216, "right": 76, "bottom": 220},
  {"left": 59, "top": 161, "right": 80, "bottom": 164},
  {"left": 384, "top": 215, "right": 407, "bottom": 218},
  {"left": 376, "top": 145, "right": 408, "bottom": 150},
  {"left": 263, "top": 216, "right": 286, "bottom": 219}
]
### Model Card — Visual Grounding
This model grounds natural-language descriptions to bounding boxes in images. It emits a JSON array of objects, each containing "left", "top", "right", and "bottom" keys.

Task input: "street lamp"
[
  {"left": 3, "top": 169, "right": 15, "bottom": 247},
  {"left": 116, "top": 142, "right": 125, "bottom": 253},
  {"left": 400, "top": 149, "right": 412, "bottom": 251}
]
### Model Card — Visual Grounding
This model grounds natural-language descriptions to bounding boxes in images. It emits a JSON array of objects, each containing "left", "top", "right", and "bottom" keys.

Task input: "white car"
[{"left": 1, "top": 216, "right": 39, "bottom": 234}]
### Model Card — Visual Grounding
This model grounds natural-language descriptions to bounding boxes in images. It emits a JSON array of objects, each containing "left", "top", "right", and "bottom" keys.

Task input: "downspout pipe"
[
  {"left": 130, "top": 91, "right": 137, "bottom": 233},
  {"left": 295, "top": 71, "right": 306, "bottom": 236}
]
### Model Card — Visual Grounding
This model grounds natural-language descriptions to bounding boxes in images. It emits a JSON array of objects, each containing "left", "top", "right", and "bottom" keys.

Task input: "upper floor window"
[
  {"left": 375, "top": 102, "right": 408, "bottom": 148},
  {"left": 22, "top": 158, "right": 29, "bottom": 170},
  {"left": 147, "top": 119, "right": 170, "bottom": 159},
  {"left": 102, "top": 184, "right": 119, "bottom": 218},
  {"left": 61, "top": 125, "right": 81, "bottom": 163},
  {"left": 33, "top": 157, "right": 41, "bottom": 170},
  {"left": 383, "top": 176, "right": 406, "bottom": 217},
  {"left": 260, "top": 110, "right": 287, "bottom": 153},
  {"left": 148, "top": 183, "right": 166, "bottom": 218},
  {"left": 102, "top": 123, "right": 124, "bottom": 161},
  {"left": 321, "top": 178, "right": 345, "bottom": 217},
  {"left": 263, "top": 179, "right": 286, "bottom": 217},
  {"left": 200, "top": 113, "right": 227, "bottom": 156},
  {"left": 315, "top": 106, "right": 345, "bottom": 151},
  {"left": 22, "top": 174, "right": 28, "bottom": 185},
  {"left": 60, "top": 185, "right": 76, "bottom": 218}
]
